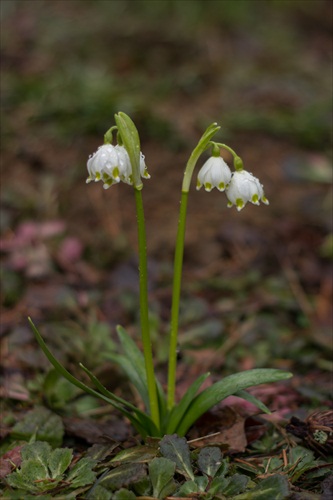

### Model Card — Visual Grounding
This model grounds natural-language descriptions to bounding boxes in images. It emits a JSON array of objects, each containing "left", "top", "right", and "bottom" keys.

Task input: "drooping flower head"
[
  {"left": 226, "top": 170, "right": 269, "bottom": 211},
  {"left": 196, "top": 156, "right": 232, "bottom": 192},
  {"left": 86, "top": 144, "right": 150, "bottom": 190},
  {"left": 195, "top": 141, "right": 269, "bottom": 211}
]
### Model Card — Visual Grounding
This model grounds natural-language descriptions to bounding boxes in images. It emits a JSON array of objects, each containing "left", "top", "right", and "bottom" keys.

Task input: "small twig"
[{"left": 187, "top": 432, "right": 221, "bottom": 444}]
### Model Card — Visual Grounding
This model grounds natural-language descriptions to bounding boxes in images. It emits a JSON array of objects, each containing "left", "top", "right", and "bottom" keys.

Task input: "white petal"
[{"left": 197, "top": 157, "right": 231, "bottom": 192}]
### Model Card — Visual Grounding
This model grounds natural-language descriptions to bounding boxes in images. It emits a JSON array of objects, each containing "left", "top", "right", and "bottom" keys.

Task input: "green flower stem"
[
  {"left": 215, "top": 142, "right": 243, "bottom": 170},
  {"left": 182, "top": 123, "right": 220, "bottom": 193},
  {"left": 215, "top": 143, "right": 238, "bottom": 157},
  {"left": 104, "top": 125, "right": 118, "bottom": 144},
  {"left": 167, "top": 123, "right": 221, "bottom": 411},
  {"left": 134, "top": 187, "right": 160, "bottom": 429},
  {"left": 167, "top": 190, "right": 189, "bottom": 410}
]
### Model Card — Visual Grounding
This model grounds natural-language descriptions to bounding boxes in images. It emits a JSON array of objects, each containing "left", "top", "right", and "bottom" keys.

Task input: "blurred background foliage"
[{"left": 2, "top": 0, "right": 332, "bottom": 147}]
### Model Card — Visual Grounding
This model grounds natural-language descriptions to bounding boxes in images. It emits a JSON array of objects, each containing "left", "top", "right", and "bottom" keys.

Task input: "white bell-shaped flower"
[
  {"left": 196, "top": 156, "right": 232, "bottom": 192},
  {"left": 86, "top": 144, "right": 150, "bottom": 189},
  {"left": 87, "top": 144, "right": 119, "bottom": 185},
  {"left": 226, "top": 170, "right": 269, "bottom": 211}
]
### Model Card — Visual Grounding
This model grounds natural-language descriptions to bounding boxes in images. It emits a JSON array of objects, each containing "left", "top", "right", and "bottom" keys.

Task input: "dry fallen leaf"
[
  {"left": 0, "top": 445, "right": 23, "bottom": 479},
  {"left": 187, "top": 406, "right": 247, "bottom": 453}
]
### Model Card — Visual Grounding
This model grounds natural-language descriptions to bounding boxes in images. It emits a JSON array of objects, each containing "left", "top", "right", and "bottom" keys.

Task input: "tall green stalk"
[
  {"left": 167, "top": 123, "right": 221, "bottom": 410},
  {"left": 115, "top": 112, "right": 160, "bottom": 427},
  {"left": 134, "top": 187, "right": 160, "bottom": 429},
  {"left": 167, "top": 190, "right": 189, "bottom": 410}
]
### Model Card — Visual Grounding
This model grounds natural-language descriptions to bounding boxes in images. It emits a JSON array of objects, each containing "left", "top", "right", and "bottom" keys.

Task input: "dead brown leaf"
[
  {"left": 187, "top": 406, "right": 247, "bottom": 453},
  {"left": 0, "top": 445, "right": 23, "bottom": 479}
]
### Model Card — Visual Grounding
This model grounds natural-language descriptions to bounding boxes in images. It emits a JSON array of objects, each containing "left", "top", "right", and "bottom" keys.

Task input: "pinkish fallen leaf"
[
  {"left": 58, "top": 237, "right": 83, "bottom": 264},
  {"left": 0, "top": 445, "right": 23, "bottom": 479}
]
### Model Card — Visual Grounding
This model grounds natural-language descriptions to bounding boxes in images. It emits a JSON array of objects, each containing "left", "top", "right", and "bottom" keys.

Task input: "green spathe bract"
[
  {"left": 114, "top": 112, "right": 142, "bottom": 189},
  {"left": 29, "top": 113, "right": 292, "bottom": 438}
]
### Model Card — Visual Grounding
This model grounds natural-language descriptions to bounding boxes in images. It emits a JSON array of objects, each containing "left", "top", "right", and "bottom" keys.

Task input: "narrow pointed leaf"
[
  {"left": 176, "top": 369, "right": 292, "bottom": 436},
  {"left": 234, "top": 389, "right": 271, "bottom": 414},
  {"left": 78, "top": 363, "right": 137, "bottom": 411},
  {"left": 113, "top": 325, "right": 150, "bottom": 406},
  {"left": 108, "top": 352, "right": 149, "bottom": 408},
  {"left": 166, "top": 372, "right": 210, "bottom": 434},
  {"left": 79, "top": 363, "right": 159, "bottom": 437},
  {"left": 113, "top": 325, "right": 166, "bottom": 417},
  {"left": 29, "top": 318, "right": 152, "bottom": 437}
]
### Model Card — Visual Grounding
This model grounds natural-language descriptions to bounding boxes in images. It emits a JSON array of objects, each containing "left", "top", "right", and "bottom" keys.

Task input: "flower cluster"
[
  {"left": 86, "top": 129, "right": 268, "bottom": 212},
  {"left": 86, "top": 144, "right": 150, "bottom": 189},
  {"left": 197, "top": 155, "right": 269, "bottom": 211}
]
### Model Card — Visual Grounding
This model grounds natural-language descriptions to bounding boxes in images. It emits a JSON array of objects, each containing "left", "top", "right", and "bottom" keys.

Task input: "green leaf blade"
[
  {"left": 149, "top": 457, "right": 177, "bottom": 499},
  {"left": 234, "top": 474, "right": 290, "bottom": 500},
  {"left": 48, "top": 448, "right": 73, "bottom": 479},
  {"left": 177, "top": 369, "right": 292, "bottom": 436},
  {"left": 159, "top": 434, "right": 194, "bottom": 481},
  {"left": 234, "top": 389, "right": 271, "bottom": 414},
  {"left": 197, "top": 446, "right": 223, "bottom": 478},
  {"left": 66, "top": 457, "right": 97, "bottom": 488},
  {"left": 113, "top": 325, "right": 150, "bottom": 407},
  {"left": 29, "top": 318, "right": 157, "bottom": 438},
  {"left": 166, "top": 372, "right": 210, "bottom": 434},
  {"left": 11, "top": 410, "right": 64, "bottom": 448},
  {"left": 100, "top": 463, "right": 147, "bottom": 492}
]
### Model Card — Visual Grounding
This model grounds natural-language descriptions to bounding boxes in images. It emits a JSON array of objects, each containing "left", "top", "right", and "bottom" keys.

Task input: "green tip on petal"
[
  {"left": 262, "top": 196, "right": 269, "bottom": 205},
  {"left": 204, "top": 182, "right": 212, "bottom": 191},
  {"left": 218, "top": 182, "right": 225, "bottom": 191},
  {"left": 227, "top": 201, "right": 233, "bottom": 208},
  {"left": 236, "top": 198, "right": 244, "bottom": 210},
  {"left": 112, "top": 167, "right": 120, "bottom": 180},
  {"left": 251, "top": 194, "right": 259, "bottom": 204},
  {"left": 102, "top": 173, "right": 113, "bottom": 183},
  {"left": 103, "top": 180, "right": 114, "bottom": 189}
]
